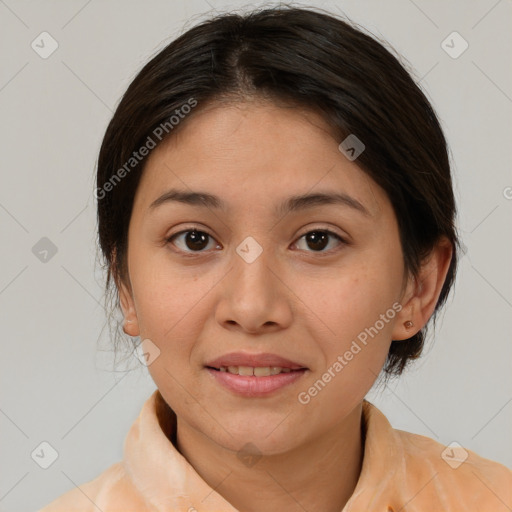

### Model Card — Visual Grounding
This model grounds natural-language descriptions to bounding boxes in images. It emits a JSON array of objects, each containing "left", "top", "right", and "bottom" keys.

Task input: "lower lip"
[{"left": 206, "top": 368, "right": 307, "bottom": 397}]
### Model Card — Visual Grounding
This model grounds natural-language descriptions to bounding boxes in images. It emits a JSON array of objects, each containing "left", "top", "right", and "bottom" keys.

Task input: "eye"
[
  {"left": 167, "top": 229, "right": 220, "bottom": 253},
  {"left": 293, "top": 229, "right": 346, "bottom": 253},
  {"left": 167, "top": 227, "right": 347, "bottom": 255}
]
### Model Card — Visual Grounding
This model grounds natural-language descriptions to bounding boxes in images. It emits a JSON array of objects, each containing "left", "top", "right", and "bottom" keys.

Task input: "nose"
[{"left": 215, "top": 239, "right": 293, "bottom": 334}]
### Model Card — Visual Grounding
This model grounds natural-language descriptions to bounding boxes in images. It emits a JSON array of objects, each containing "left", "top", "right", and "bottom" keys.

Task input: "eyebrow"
[{"left": 148, "top": 188, "right": 370, "bottom": 216}]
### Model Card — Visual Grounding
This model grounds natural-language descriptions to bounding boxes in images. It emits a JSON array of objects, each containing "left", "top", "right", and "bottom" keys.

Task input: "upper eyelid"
[
  {"left": 168, "top": 225, "right": 345, "bottom": 240},
  {"left": 296, "top": 227, "right": 346, "bottom": 240}
]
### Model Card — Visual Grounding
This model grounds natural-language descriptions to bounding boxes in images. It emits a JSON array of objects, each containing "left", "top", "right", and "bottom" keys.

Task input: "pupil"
[
  {"left": 186, "top": 230, "right": 208, "bottom": 250},
  {"left": 307, "top": 231, "right": 328, "bottom": 251}
]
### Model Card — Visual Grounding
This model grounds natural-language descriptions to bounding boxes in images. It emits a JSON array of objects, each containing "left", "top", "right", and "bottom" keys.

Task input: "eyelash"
[{"left": 165, "top": 225, "right": 348, "bottom": 257}]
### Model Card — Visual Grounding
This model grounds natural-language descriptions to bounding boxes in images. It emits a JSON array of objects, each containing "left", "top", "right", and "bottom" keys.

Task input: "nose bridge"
[
  {"left": 216, "top": 233, "right": 292, "bottom": 331},
  {"left": 232, "top": 234, "right": 274, "bottom": 296}
]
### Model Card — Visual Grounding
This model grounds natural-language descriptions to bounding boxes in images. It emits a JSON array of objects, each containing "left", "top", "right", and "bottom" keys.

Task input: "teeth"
[
  {"left": 238, "top": 366, "right": 253, "bottom": 376},
  {"left": 221, "top": 366, "right": 295, "bottom": 376},
  {"left": 254, "top": 367, "right": 271, "bottom": 376}
]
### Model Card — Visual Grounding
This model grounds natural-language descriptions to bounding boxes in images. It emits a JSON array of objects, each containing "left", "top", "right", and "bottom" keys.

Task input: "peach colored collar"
[
  {"left": 122, "top": 389, "right": 512, "bottom": 512},
  {"left": 122, "top": 389, "right": 400, "bottom": 511}
]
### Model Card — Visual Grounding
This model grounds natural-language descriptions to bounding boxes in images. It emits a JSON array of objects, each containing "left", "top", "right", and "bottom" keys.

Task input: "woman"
[{"left": 39, "top": 6, "right": 512, "bottom": 512}]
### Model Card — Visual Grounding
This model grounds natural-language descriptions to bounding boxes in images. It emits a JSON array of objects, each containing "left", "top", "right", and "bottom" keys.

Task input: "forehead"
[{"left": 134, "top": 101, "right": 387, "bottom": 217}]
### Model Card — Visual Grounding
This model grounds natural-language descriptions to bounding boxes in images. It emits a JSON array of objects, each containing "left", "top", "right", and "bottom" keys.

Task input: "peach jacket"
[{"left": 39, "top": 389, "right": 512, "bottom": 511}]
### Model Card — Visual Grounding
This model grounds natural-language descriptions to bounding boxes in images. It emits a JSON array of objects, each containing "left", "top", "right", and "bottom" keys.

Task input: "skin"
[{"left": 119, "top": 99, "right": 452, "bottom": 512}]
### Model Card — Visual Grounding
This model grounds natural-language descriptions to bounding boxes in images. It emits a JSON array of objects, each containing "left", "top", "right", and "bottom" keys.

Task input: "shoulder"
[
  {"left": 37, "top": 462, "right": 148, "bottom": 512},
  {"left": 357, "top": 400, "right": 512, "bottom": 511},
  {"left": 396, "top": 428, "right": 512, "bottom": 510}
]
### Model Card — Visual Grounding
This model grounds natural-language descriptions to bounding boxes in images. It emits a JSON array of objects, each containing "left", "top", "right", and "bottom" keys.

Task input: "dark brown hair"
[{"left": 96, "top": 5, "right": 459, "bottom": 381}]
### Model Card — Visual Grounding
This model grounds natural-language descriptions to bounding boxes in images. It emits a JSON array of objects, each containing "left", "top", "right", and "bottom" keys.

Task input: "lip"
[{"left": 205, "top": 352, "right": 307, "bottom": 370}]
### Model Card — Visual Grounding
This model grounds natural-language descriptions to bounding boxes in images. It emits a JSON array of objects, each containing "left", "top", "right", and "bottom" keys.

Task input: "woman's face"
[{"left": 121, "top": 100, "right": 410, "bottom": 454}]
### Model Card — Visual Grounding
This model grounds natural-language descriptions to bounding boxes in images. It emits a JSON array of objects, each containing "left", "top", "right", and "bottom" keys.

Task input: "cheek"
[
  {"left": 299, "top": 249, "right": 403, "bottom": 401},
  {"left": 129, "top": 251, "right": 214, "bottom": 348},
  {"left": 130, "top": 264, "right": 215, "bottom": 404},
  {"left": 295, "top": 262, "right": 400, "bottom": 421},
  {"left": 305, "top": 255, "right": 402, "bottom": 341}
]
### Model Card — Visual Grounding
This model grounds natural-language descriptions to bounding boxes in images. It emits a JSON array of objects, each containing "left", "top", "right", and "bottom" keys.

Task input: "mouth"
[
  {"left": 205, "top": 352, "right": 308, "bottom": 371},
  {"left": 204, "top": 352, "right": 309, "bottom": 397},
  {"left": 206, "top": 365, "right": 305, "bottom": 376}
]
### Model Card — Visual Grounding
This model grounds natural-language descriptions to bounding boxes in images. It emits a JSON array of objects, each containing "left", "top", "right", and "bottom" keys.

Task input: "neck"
[{"left": 174, "top": 402, "right": 365, "bottom": 512}]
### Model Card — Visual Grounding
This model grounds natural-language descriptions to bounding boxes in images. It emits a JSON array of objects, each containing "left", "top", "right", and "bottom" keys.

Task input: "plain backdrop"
[{"left": 0, "top": 0, "right": 511, "bottom": 510}]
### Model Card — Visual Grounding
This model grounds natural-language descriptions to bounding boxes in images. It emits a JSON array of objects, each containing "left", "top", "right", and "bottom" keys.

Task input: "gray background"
[{"left": 0, "top": 1, "right": 511, "bottom": 510}]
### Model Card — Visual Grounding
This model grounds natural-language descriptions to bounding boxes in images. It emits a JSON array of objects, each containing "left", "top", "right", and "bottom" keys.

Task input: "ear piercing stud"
[{"left": 404, "top": 320, "right": 414, "bottom": 329}]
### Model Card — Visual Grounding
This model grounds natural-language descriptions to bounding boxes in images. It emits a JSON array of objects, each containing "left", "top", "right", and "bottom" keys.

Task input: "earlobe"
[
  {"left": 119, "top": 279, "right": 140, "bottom": 337},
  {"left": 392, "top": 237, "right": 453, "bottom": 341}
]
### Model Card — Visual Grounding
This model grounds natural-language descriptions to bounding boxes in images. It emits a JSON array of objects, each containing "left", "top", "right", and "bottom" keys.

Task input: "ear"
[
  {"left": 118, "top": 277, "right": 140, "bottom": 337},
  {"left": 392, "top": 236, "right": 453, "bottom": 341}
]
